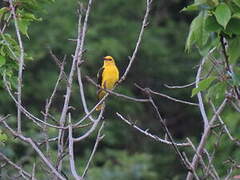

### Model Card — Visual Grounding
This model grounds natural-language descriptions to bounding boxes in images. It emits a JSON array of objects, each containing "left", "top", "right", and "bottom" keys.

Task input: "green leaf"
[
  {"left": 230, "top": 71, "right": 240, "bottom": 86},
  {"left": 23, "top": 13, "right": 42, "bottom": 21},
  {"left": 185, "top": 11, "right": 209, "bottom": 51},
  {"left": 0, "top": 130, "right": 7, "bottom": 142},
  {"left": 227, "top": 37, "right": 240, "bottom": 64},
  {"left": 207, "top": 0, "right": 219, "bottom": 7},
  {"left": 18, "top": 19, "right": 30, "bottom": 38},
  {"left": 225, "top": 18, "right": 240, "bottom": 35},
  {"left": 194, "top": 0, "right": 207, "bottom": 4},
  {"left": 0, "top": 7, "right": 8, "bottom": 19},
  {"left": 198, "top": 36, "right": 219, "bottom": 56},
  {"left": 181, "top": 4, "right": 199, "bottom": 12},
  {"left": 0, "top": 46, "right": 6, "bottom": 56},
  {"left": 0, "top": 56, "right": 6, "bottom": 67},
  {"left": 205, "top": 15, "right": 222, "bottom": 32},
  {"left": 206, "top": 82, "right": 226, "bottom": 100},
  {"left": 229, "top": 1, "right": 240, "bottom": 14},
  {"left": 214, "top": 3, "right": 231, "bottom": 29},
  {"left": 232, "top": 12, "right": 240, "bottom": 19},
  {"left": 233, "top": 0, "right": 240, "bottom": 8},
  {"left": 191, "top": 76, "right": 216, "bottom": 97}
]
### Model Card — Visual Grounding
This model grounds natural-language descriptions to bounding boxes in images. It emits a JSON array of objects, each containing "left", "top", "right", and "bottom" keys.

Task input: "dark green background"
[{"left": 1, "top": 0, "right": 239, "bottom": 179}]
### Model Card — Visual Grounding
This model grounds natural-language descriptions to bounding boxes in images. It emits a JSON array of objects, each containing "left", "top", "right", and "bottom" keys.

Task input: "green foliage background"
[{"left": 1, "top": 0, "right": 240, "bottom": 179}]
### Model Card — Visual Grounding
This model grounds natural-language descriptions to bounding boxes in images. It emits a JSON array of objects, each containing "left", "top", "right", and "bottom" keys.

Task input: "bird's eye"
[{"left": 104, "top": 58, "right": 112, "bottom": 61}]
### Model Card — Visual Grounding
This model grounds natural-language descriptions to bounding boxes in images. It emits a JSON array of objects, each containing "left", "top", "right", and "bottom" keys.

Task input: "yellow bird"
[{"left": 96, "top": 56, "right": 119, "bottom": 111}]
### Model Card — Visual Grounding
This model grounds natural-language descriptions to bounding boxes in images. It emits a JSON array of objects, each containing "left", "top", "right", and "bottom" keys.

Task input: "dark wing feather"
[{"left": 97, "top": 67, "right": 104, "bottom": 87}]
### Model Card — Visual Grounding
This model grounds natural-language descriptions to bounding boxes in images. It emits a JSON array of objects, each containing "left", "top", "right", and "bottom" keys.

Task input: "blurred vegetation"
[{"left": 1, "top": 0, "right": 240, "bottom": 179}]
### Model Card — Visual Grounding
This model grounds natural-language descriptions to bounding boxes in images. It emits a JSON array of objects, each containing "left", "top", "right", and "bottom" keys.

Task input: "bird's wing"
[{"left": 97, "top": 67, "right": 104, "bottom": 87}]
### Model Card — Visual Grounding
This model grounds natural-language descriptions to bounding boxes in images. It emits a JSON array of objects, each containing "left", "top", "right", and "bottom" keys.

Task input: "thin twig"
[
  {"left": 73, "top": 94, "right": 107, "bottom": 128},
  {"left": 149, "top": 96, "right": 191, "bottom": 171},
  {"left": 0, "top": 121, "right": 66, "bottom": 180},
  {"left": 187, "top": 138, "right": 220, "bottom": 180},
  {"left": 182, "top": 152, "right": 200, "bottom": 180},
  {"left": 186, "top": 98, "right": 227, "bottom": 180},
  {"left": 74, "top": 107, "right": 104, "bottom": 142},
  {"left": 82, "top": 122, "right": 105, "bottom": 177},
  {"left": 0, "top": 152, "right": 32, "bottom": 180},
  {"left": 210, "top": 101, "right": 235, "bottom": 142},
  {"left": 118, "top": 0, "right": 151, "bottom": 83},
  {"left": 203, "top": 149, "right": 220, "bottom": 179},
  {"left": 0, "top": 12, "right": 12, "bottom": 34},
  {"left": 3, "top": 76, "right": 67, "bottom": 129},
  {"left": 164, "top": 81, "right": 196, "bottom": 89},
  {"left": 135, "top": 83, "right": 198, "bottom": 106},
  {"left": 116, "top": 112, "right": 190, "bottom": 146},
  {"left": 43, "top": 55, "right": 66, "bottom": 155},
  {"left": 86, "top": 76, "right": 150, "bottom": 103}
]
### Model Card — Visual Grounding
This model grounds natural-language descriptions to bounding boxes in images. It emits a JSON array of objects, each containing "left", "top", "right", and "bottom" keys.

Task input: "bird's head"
[{"left": 103, "top": 56, "right": 115, "bottom": 66}]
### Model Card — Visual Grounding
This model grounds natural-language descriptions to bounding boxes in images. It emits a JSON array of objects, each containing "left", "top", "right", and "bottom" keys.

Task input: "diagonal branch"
[
  {"left": 0, "top": 152, "right": 33, "bottom": 180},
  {"left": 149, "top": 96, "right": 191, "bottom": 171},
  {"left": 116, "top": 112, "right": 190, "bottom": 146},
  {"left": 135, "top": 83, "right": 198, "bottom": 106},
  {"left": 186, "top": 98, "right": 227, "bottom": 180},
  {"left": 73, "top": 107, "right": 104, "bottom": 142},
  {"left": 118, "top": 0, "right": 151, "bottom": 83},
  {"left": 82, "top": 122, "right": 105, "bottom": 177},
  {"left": 3, "top": 75, "right": 67, "bottom": 129},
  {"left": 0, "top": 120, "right": 66, "bottom": 180},
  {"left": 86, "top": 76, "right": 150, "bottom": 103}
]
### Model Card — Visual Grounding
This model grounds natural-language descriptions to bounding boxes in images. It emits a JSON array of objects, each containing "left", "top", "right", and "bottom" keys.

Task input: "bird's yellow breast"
[{"left": 102, "top": 65, "right": 119, "bottom": 89}]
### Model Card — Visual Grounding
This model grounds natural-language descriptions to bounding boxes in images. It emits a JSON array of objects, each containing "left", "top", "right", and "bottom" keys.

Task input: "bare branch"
[
  {"left": 31, "top": 163, "right": 36, "bottom": 180},
  {"left": 118, "top": 0, "right": 151, "bottom": 83},
  {"left": 116, "top": 112, "right": 190, "bottom": 146},
  {"left": 0, "top": 152, "right": 32, "bottom": 180},
  {"left": 210, "top": 101, "right": 235, "bottom": 142},
  {"left": 135, "top": 83, "right": 198, "bottom": 106},
  {"left": 0, "top": 121, "right": 66, "bottom": 180},
  {"left": 44, "top": 54, "right": 66, "bottom": 155},
  {"left": 182, "top": 152, "right": 200, "bottom": 180},
  {"left": 68, "top": 114, "right": 82, "bottom": 180},
  {"left": 231, "top": 101, "right": 240, "bottom": 113},
  {"left": 82, "top": 122, "right": 105, "bottom": 177},
  {"left": 58, "top": 0, "right": 93, "bottom": 170},
  {"left": 73, "top": 94, "right": 107, "bottom": 128},
  {"left": 196, "top": 56, "right": 210, "bottom": 131},
  {"left": 187, "top": 138, "right": 220, "bottom": 180},
  {"left": 0, "top": 12, "right": 12, "bottom": 34},
  {"left": 77, "top": 65, "right": 97, "bottom": 122},
  {"left": 164, "top": 81, "right": 196, "bottom": 89},
  {"left": 86, "top": 76, "right": 150, "bottom": 103},
  {"left": 74, "top": 107, "right": 104, "bottom": 142},
  {"left": 9, "top": 0, "right": 25, "bottom": 133},
  {"left": 149, "top": 96, "right": 191, "bottom": 171},
  {"left": 186, "top": 98, "right": 227, "bottom": 180},
  {"left": 3, "top": 76, "right": 67, "bottom": 129}
]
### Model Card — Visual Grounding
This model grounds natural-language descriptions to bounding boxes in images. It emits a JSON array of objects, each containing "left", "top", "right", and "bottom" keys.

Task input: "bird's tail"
[{"left": 96, "top": 90, "right": 106, "bottom": 111}]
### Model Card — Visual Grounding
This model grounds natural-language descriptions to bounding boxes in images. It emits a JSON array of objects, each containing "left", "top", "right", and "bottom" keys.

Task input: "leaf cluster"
[{"left": 184, "top": 0, "right": 240, "bottom": 61}]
